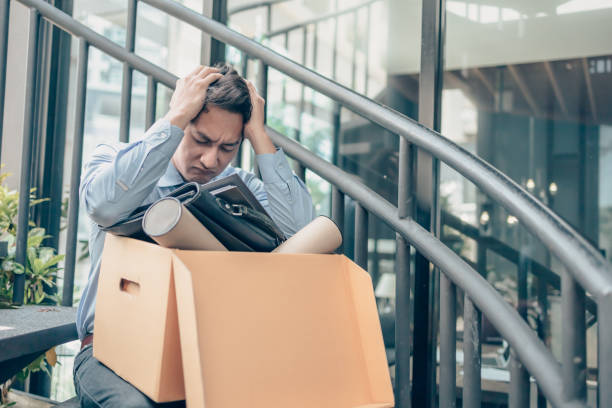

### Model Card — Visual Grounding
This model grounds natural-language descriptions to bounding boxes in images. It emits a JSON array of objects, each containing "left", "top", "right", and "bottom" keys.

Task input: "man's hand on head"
[
  {"left": 164, "top": 66, "right": 223, "bottom": 130},
  {"left": 243, "top": 80, "right": 276, "bottom": 155}
]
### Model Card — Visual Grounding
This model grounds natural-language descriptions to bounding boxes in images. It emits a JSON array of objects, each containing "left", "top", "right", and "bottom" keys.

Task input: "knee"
[
  {"left": 73, "top": 351, "right": 156, "bottom": 408},
  {"left": 112, "top": 391, "right": 155, "bottom": 408},
  {"left": 76, "top": 385, "right": 155, "bottom": 408}
]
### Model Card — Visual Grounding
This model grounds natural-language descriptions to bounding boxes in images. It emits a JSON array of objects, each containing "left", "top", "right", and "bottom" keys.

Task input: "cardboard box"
[{"left": 94, "top": 234, "right": 394, "bottom": 407}]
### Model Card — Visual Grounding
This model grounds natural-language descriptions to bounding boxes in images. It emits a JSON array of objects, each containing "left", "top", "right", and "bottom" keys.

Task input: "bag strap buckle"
[{"left": 230, "top": 204, "right": 245, "bottom": 216}]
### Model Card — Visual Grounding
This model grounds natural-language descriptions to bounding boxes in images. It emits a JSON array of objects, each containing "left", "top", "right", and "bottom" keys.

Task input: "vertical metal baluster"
[
  {"left": 282, "top": 32, "right": 288, "bottom": 104},
  {"left": 145, "top": 75, "right": 157, "bottom": 129},
  {"left": 62, "top": 39, "right": 89, "bottom": 307},
  {"left": 396, "top": 136, "right": 413, "bottom": 407},
  {"left": 0, "top": 0, "right": 10, "bottom": 151},
  {"left": 331, "top": 102, "right": 341, "bottom": 167},
  {"left": 462, "top": 296, "right": 481, "bottom": 407},
  {"left": 297, "top": 26, "right": 307, "bottom": 141},
  {"left": 463, "top": 242, "right": 484, "bottom": 407},
  {"left": 395, "top": 234, "right": 412, "bottom": 408},
  {"left": 241, "top": 51, "right": 249, "bottom": 77},
  {"left": 236, "top": 55, "right": 248, "bottom": 168},
  {"left": 415, "top": 0, "right": 445, "bottom": 403},
  {"left": 364, "top": 4, "right": 370, "bottom": 95},
  {"left": 261, "top": 2, "right": 272, "bottom": 124},
  {"left": 354, "top": 203, "right": 368, "bottom": 270},
  {"left": 253, "top": 58, "right": 269, "bottom": 177},
  {"left": 254, "top": 54, "right": 266, "bottom": 176},
  {"left": 331, "top": 186, "right": 344, "bottom": 242},
  {"left": 119, "top": 0, "right": 137, "bottom": 143},
  {"left": 440, "top": 136, "right": 457, "bottom": 406},
  {"left": 599, "top": 296, "right": 612, "bottom": 407},
  {"left": 351, "top": 11, "right": 357, "bottom": 90},
  {"left": 562, "top": 270, "right": 587, "bottom": 403},
  {"left": 536, "top": 274, "right": 549, "bottom": 408},
  {"left": 13, "top": 9, "right": 41, "bottom": 305},
  {"left": 296, "top": 163, "right": 306, "bottom": 182},
  {"left": 257, "top": 59, "right": 268, "bottom": 121},
  {"left": 439, "top": 273, "right": 456, "bottom": 408},
  {"left": 311, "top": 22, "right": 318, "bottom": 115},
  {"left": 370, "top": 221, "right": 380, "bottom": 285},
  {"left": 510, "top": 245, "right": 530, "bottom": 406},
  {"left": 397, "top": 135, "right": 411, "bottom": 250},
  {"left": 509, "top": 349, "right": 530, "bottom": 408},
  {"left": 208, "top": 0, "right": 228, "bottom": 64}
]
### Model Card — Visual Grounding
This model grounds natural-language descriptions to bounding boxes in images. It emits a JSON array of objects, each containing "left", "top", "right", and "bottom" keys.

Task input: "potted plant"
[{"left": 0, "top": 171, "right": 64, "bottom": 407}]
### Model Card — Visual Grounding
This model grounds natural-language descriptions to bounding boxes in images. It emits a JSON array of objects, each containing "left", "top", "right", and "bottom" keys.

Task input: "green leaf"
[
  {"left": 28, "top": 228, "right": 46, "bottom": 237},
  {"left": 27, "top": 235, "right": 45, "bottom": 249},
  {"left": 12, "top": 263, "right": 24, "bottom": 275},
  {"left": 42, "top": 254, "right": 64, "bottom": 269},
  {"left": 2, "top": 260, "right": 15, "bottom": 271}
]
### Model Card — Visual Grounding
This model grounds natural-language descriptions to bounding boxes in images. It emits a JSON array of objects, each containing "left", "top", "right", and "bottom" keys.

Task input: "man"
[{"left": 73, "top": 64, "right": 316, "bottom": 407}]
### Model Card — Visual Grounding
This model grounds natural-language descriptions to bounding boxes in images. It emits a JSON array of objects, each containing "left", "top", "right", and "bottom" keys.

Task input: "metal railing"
[{"left": 2, "top": 0, "right": 611, "bottom": 407}]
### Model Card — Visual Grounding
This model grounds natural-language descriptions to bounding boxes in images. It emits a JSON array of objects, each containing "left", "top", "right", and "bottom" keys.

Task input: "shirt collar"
[
  {"left": 158, "top": 161, "right": 236, "bottom": 188},
  {"left": 158, "top": 160, "right": 185, "bottom": 187}
]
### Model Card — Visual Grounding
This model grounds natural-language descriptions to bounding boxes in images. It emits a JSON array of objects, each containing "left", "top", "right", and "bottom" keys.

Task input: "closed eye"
[{"left": 221, "top": 145, "right": 237, "bottom": 152}]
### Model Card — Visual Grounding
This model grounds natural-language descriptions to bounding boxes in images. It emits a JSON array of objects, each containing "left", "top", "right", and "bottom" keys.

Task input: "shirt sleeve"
[
  {"left": 245, "top": 148, "right": 316, "bottom": 237},
  {"left": 79, "top": 119, "right": 183, "bottom": 227}
]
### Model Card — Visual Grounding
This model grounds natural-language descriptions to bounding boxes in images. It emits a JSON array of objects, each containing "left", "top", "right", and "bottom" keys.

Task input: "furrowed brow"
[{"left": 195, "top": 131, "right": 211, "bottom": 142}]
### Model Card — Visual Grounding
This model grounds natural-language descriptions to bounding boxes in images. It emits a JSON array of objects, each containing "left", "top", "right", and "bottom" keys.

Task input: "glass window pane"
[{"left": 443, "top": 1, "right": 612, "bottom": 402}]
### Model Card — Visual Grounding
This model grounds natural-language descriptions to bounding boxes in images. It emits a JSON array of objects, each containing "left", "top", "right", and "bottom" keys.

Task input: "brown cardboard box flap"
[
  {"left": 172, "top": 250, "right": 394, "bottom": 408},
  {"left": 94, "top": 235, "right": 185, "bottom": 402}
]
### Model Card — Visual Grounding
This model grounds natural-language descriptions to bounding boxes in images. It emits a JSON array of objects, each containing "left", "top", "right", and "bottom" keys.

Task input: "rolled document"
[
  {"left": 142, "top": 197, "right": 227, "bottom": 251},
  {"left": 273, "top": 216, "right": 342, "bottom": 254}
]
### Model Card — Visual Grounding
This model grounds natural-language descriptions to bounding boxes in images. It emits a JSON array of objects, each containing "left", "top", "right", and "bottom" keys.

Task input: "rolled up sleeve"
[
  {"left": 252, "top": 149, "right": 316, "bottom": 237},
  {"left": 79, "top": 119, "right": 183, "bottom": 227}
]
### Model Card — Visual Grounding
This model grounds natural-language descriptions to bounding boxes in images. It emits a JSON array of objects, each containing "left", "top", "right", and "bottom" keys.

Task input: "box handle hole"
[{"left": 120, "top": 278, "right": 140, "bottom": 295}]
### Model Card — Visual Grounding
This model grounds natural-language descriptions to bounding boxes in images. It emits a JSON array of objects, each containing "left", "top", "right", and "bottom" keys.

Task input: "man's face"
[{"left": 172, "top": 105, "right": 243, "bottom": 184}]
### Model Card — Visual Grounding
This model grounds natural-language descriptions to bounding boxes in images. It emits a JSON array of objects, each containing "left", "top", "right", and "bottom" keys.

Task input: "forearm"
[
  {"left": 248, "top": 127, "right": 276, "bottom": 155},
  {"left": 80, "top": 120, "right": 183, "bottom": 227}
]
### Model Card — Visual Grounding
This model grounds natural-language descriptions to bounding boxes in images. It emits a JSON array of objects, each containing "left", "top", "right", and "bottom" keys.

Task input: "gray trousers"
[{"left": 73, "top": 344, "right": 186, "bottom": 408}]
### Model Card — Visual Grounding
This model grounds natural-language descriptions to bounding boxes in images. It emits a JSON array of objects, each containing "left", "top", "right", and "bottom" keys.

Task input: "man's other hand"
[
  {"left": 163, "top": 66, "right": 223, "bottom": 130},
  {"left": 244, "top": 80, "right": 276, "bottom": 155}
]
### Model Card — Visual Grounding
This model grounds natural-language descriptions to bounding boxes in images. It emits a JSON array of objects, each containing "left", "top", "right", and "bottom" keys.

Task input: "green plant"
[{"left": 0, "top": 170, "right": 63, "bottom": 405}]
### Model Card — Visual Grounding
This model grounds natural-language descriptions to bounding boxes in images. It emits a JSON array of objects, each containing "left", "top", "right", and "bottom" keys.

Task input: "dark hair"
[{"left": 199, "top": 63, "right": 252, "bottom": 123}]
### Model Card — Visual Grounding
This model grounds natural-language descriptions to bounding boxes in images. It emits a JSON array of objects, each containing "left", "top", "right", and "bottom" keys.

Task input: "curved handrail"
[
  {"left": 133, "top": 0, "right": 612, "bottom": 300},
  {"left": 265, "top": 127, "right": 583, "bottom": 408}
]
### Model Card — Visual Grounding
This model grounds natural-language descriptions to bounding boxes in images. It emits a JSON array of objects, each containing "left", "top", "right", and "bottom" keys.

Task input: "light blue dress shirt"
[{"left": 76, "top": 119, "right": 315, "bottom": 340}]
